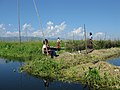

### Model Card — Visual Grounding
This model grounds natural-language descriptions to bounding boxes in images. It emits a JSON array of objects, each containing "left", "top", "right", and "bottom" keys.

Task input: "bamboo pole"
[
  {"left": 17, "top": 0, "right": 21, "bottom": 43},
  {"left": 84, "top": 24, "right": 87, "bottom": 54},
  {"left": 33, "top": 0, "right": 44, "bottom": 39}
]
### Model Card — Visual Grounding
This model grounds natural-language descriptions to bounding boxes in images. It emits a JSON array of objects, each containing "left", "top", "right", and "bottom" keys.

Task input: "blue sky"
[{"left": 0, "top": 0, "right": 120, "bottom": 39}]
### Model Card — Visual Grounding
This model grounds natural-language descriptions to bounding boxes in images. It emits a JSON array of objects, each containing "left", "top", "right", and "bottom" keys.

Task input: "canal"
[
  {"left": 107, "top": 57, "right": 120, "bottom": 66},
  {"left": 0, "top": 58, "right": 88, "bottom": 90}
]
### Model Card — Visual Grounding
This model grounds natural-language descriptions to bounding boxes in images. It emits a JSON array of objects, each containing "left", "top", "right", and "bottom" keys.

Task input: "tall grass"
[
  {"left": 65, "top": 40, "right": 120, "bottom": 52},
  {"left": 0, "top": 41, "right": 43, "bottom": 61},
  {"left": 0, "top": 40, "right": 62, "bottom": 60}
]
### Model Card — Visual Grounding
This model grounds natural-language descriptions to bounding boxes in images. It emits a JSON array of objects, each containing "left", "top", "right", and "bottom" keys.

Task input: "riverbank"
[{"left": 24, "top": 47, "right": 120, "bottom": 89}]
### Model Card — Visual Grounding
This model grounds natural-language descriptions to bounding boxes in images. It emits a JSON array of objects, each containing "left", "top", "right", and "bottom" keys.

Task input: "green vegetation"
[
  {"left": 83, "top": 67, "right": 120, "bottom": 89},
  {"left": 65, "top": 40, "right": 120, "bottom": 52},
  {"left": 0, "top": 40, "right": 120, "bottom": 89},
  {"left": 0, "top": 41, "right": 43, "bottom": 61},
  {"left": 24, "top": 57, "right": 61, "bottom": 79}
]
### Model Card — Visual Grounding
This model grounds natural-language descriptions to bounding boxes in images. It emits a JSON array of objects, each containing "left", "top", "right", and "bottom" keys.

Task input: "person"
[
  {"left": 56, "top": 37, "right": 61, "bottom": 50},
  {"left": 88, "top": 32, "right": 93, "bottom": 49},
  {"left": 42, "top": 39, "right": 49, "bottom": 55},
  {"left": 89, "top": 32, "right": 93, "bottom": 40},
  {"left": 42, "top": 39, "right": 59, "bottom": 58}
]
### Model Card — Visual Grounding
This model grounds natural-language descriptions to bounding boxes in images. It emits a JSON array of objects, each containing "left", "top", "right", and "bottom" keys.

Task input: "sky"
[{"left": 0, "top": 0, "right": 120, "bottom": 40}]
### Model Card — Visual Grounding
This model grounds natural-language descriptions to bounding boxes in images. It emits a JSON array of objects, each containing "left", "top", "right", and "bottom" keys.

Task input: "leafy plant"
[{"left": 84, "top": 68, "right": 101, "bottom": 89}]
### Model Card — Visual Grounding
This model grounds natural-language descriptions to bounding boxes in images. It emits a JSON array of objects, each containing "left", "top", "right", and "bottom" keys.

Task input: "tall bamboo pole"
[
  {"left": 17, "top": 0, "right": 23, "bottom": 83},
  {"left": 17, "top": 0, "right": 21, "bottom": 43},
  {"left": 33, "top": 0, "right": 44, "bottom": 39},
  {"left": 84, "top": 24, "right": 87, "bottom": 54}
]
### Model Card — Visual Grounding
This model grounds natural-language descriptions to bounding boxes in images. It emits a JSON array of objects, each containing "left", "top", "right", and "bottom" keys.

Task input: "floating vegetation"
[{"left": 0, "top": 41, "right": 120, "bottom": 89}]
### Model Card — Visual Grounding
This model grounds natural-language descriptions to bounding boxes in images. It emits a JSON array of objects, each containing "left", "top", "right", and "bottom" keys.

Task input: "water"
[
  {"left": 0, "top": 58, "right": 88, "bottom": 90},
  {"left": 107, "top": 57, "right": 120, "bottom": 66}
]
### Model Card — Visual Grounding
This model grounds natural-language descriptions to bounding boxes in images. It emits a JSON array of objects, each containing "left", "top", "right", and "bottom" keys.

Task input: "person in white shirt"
[
  {"left": 88, "top": 32, "right": 93, "bottom": 49},
  {"left": 42, "top": 39, "right": 49, "bottom": 54},
  {"left": 56, "top": 37, "right": 61, "bottom": 50},
  {"left": 42, "top": 39, "right": 59, "bottom": 58}
]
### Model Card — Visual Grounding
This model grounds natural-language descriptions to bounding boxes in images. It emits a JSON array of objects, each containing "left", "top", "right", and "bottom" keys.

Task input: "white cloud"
[
  {"left": 0, "top": 22, "right": 67, "bottom": 38},
  {"left": 47, "top": 21, "right": 53, "bottom": 26},
  {"left": 44, "top": 21, "right": 66, "bottom": 38},
  {"left": 31, "top": 30, "right": 43, "bottom": 37},
  {"left": 6, "top": 31, "right": 19, "bottom": 37},
  {"left": 67, "top": 27, "right": 84, "bottom": 39},
  {"left": 0, "top": 24, "right": 5, "bottom": 30},
  {"left": 94, "top": 32, "right": 105, "bottom": 40},
  {"left": 8, "top": 24, "right": 12, "bottom": 26},
  {"left": 22, "top": 23, "right": 34, "bottom": 36},
  {"left": 0, "top": 24, "right": 6, "bottom": 36},
  {"left": 72, "top": 27, "right": 83, "bottom": 34},
  {"left": 0, "top": 22, "right": 89, "bottom": 40},
  {"left": 55, "top": 22, "right": 66, "bottom": 31}
]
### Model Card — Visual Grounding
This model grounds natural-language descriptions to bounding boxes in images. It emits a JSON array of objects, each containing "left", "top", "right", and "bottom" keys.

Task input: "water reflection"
[
  {"left": 0, "top": 58, "right": 89, "bottom": 90},
  {"left": 43, "top": 79, "right": 49, "bottom": 90},
  {"left": 44, "top": 79, "right": 49, "bottom": 87}
]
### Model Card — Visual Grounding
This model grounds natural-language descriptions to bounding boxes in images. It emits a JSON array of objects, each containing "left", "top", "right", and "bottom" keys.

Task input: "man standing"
[
  {"left": 88, "top": 32, "right": 93, "bottom": 49},
  {"left": 56, "top": 37, "right": 61, "bottom": 50}
]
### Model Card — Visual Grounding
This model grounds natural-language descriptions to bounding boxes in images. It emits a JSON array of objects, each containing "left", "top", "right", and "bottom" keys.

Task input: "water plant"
[
  {"left": 0, "top": 41, "right": 120, "bottom": 89},
  {"left": 83, "top": 68, "right": 101, "bottom": 89},
  {"left": 65, "top": 40, "right": 120, "bottom": 52}
]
